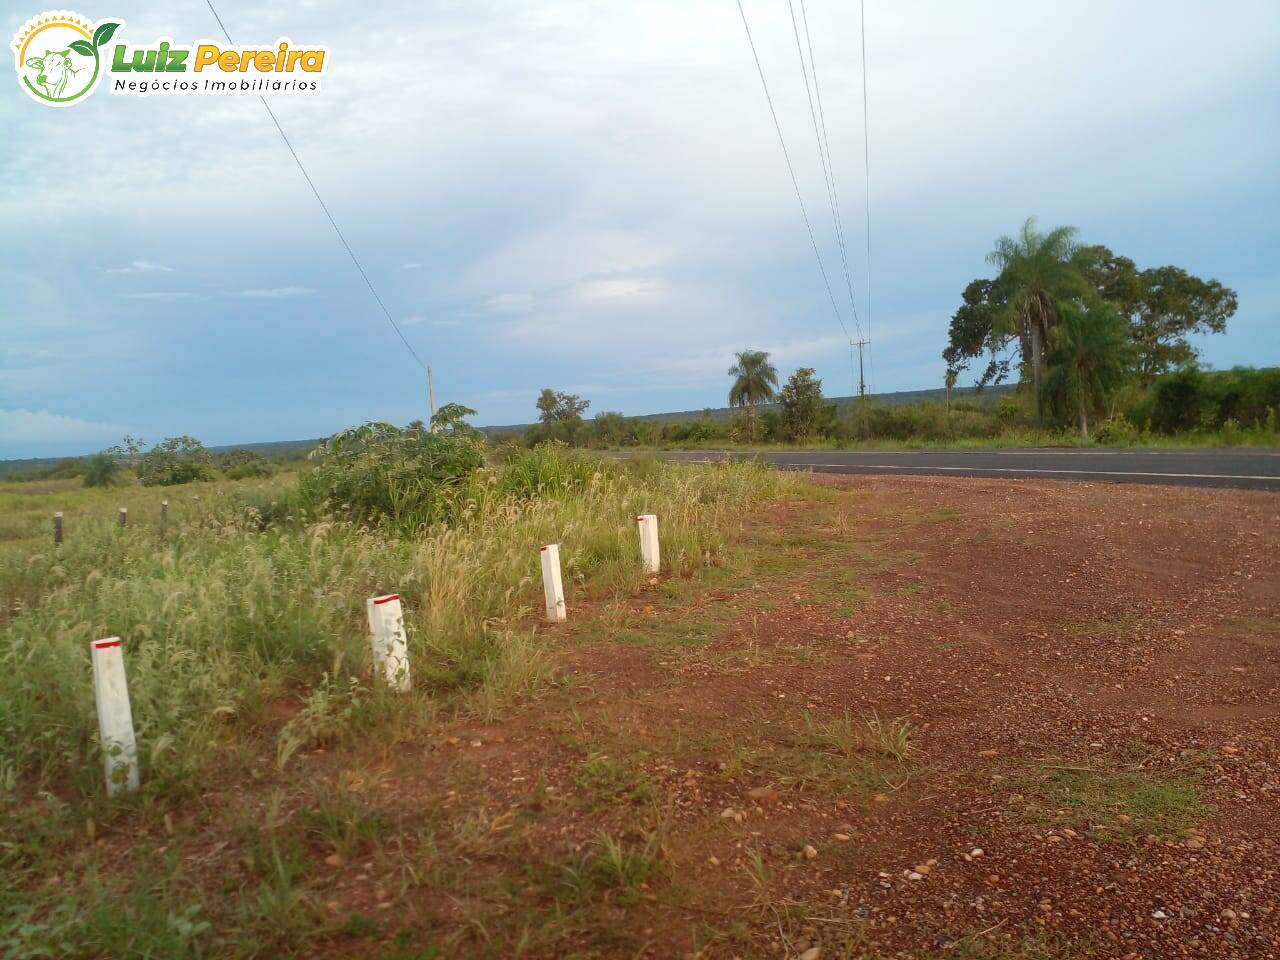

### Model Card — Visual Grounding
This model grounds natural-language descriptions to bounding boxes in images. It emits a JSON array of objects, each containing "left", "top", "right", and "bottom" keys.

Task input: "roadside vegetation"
[
  {"left": 503, "top": 362, "right": 1279, "bottom": 452},
  {"left": 0, "top": 408, "right": 793, "bottom": 955}
]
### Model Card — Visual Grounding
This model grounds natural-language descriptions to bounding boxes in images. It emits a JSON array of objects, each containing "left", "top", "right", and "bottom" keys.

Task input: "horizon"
[{"left": 4, "top": 1, "right": 1278, "bottom": 459}]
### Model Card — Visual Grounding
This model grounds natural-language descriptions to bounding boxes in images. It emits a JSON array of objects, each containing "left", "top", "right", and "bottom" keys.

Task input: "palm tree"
[
  {"left": 944, "top": 368, "right": 958, "bottom": 412},
  {"left": 1044, "top": 303, "right": 1131, "bottom": 439},
  {"left": 987, "top": 218, "right": 1088, "bottom": 429},
  {"left": 728, "top": 350, "right": 779, "bottom": 444},
  {"left": 727, "top": 350, "right": 779, "bottom": 408}
]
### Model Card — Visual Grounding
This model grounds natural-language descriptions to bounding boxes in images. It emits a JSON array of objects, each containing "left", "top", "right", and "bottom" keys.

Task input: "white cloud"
[
  {"left": 574, "top": 277, "right": 661, "bottom": 302},
  {"left": 123, "top": 291, "right": 195, "bottom": 301},
  {"left": 0, "top": 408, "right": 125, "bottom": 448},
  {"left": 400, "top": 262, "right": 422, "bottom": 270},
  {"left": 239, "top": 287, "right": 316, "bottom": 299},
  {"left": 105, "top": 260, "right": 173, "bottom": 274}
]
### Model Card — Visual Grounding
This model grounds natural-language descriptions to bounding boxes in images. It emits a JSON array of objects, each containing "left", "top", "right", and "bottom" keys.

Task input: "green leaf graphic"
[
  {"left": 69, "top": 39, "right": 94, "bottom": 57},
  {"left": 93, "top": 21, "right": 120, "bottom": 47}
]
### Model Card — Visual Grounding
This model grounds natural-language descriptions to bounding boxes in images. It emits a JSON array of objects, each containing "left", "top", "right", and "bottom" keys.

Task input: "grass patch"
[
  {"left": 721, "top": 711, "right": 914, "bottom": 799},
  {"left": 573, "top": 753, "right": 659, "bottom": 811},
  {"left": 1005, "top": 754, "right": 1207, "bottom": 843}
]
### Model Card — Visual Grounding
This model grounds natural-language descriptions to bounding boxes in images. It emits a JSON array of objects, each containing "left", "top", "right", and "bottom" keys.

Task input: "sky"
[{"left": 2, "top": 0, "right": 1277, "bottom": 459}]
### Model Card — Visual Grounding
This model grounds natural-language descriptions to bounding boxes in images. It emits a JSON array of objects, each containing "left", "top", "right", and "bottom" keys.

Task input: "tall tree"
[
  {"left": 987, "top": 218, "right": 1088, "bottom": 428},
  {"left": 727, "top": 350, "right": 779, "bottom": 409},
  {"left": 944, "top": 367, "right": 958, "bottom": 411},
  {"left": 1043, "top": 303, "right": 1132, "bottom": 439},
  {"left": 1073, "top": 245, "right": 1236, "bottom": 385},
  {"left": 535, "top": 389, "right": 590, "bottom": 444},
  {"left": 942, "top": 278, "right": 1012, "bottom": 388},
  {"left": 778, "top": 367, "right": 825, "bottom": 439}
]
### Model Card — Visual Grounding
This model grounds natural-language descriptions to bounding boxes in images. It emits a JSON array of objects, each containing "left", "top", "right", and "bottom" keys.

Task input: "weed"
[
  {"left": 1006, "top": 755, "right": 1207, "bottom": 842},
  {"left": 573, "top": 753, "right": 659, "bottom": 810},
  {"left": 548, "top": 832, "right": 660, "bottom": 907}
]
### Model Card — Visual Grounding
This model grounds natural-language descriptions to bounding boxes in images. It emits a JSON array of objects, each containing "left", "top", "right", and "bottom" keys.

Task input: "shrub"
[
  {"left": 498, "top": 443, "right": 600, "bottom": 499},
  {"left": 137, "top": 436, "right": 214, "bottom": 486},
  {"left": 82, "top": 452, "right": 121, "bottom": 487},
  {"left": 1094, "top": 414, "right": 1139, "bottom": 445},
  {"left": 1220, "top": 418, "right": 1242, "bottom": 446},
  {"left": 220, "top": 449, "right": 275, "bottom": 480},
  {"left": 295, "top": 417, "right": 486, "bottom": 528},
  {"left": 1149, "top": 366, "right": 1205, "bottom": 433},
  {"left": 778, "top": 368, "right": 824, "bottom": 440}
]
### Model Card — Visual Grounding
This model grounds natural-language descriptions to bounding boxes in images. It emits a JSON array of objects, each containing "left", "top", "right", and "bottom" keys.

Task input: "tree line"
[{"left": 944, "top": 217, "right": 1238, "bottom": 437}]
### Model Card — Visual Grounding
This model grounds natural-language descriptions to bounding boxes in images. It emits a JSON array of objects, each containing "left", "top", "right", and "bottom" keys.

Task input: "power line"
[
  {"left": 732, "top": 0, "right": 851, "bottom": 344},
  {"left": 859, "top": 0, "right": 875, "bottom": 393},
  {"left": 202, "top": 0, "right": 428, "bottom": 372},
  {"left": 789, "top": 0, "right": 863, "bottom": 342}
]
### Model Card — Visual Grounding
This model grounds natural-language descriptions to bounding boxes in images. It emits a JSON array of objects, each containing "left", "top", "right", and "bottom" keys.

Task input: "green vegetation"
[
  {"left": 507, "top": 364, "right": 1278, "bottom": 451},
  {"left": 1004, "top": 753, "right": 1208, "bottom": 844},
  {"left": 985, "top": 219, "right": 1090, "bottom": 428},
  {"left": 220, "top": 448, "right": 276, "bottom": 480},
  {"left": 727, "top": 348, "right": 780, "bottom": 442},
  {"left": 1043, "top": 302, "right": 1132, "bottom": 439},
  {"left": 294, "top": 411, "right": 487, "bottom": 529},
  {"left": 0, "top": 433, "right": 786, "bottom": 796},
  {"left": 137, "top": 435, "right": 215, "bottom": 486},
  {"left": 528, "top": 388, "right": 591, "bottom": 445},
  {"left": 944, "top": 217, "right": 1242, "bottom": 438},
  {"left": 0, "top": 422, "right": 792, "bottom": 957}
]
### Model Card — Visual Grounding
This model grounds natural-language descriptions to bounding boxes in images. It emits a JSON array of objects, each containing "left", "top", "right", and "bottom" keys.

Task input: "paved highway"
[{"left": 654, "top": 448, "right": 1280, "bottom": 490}]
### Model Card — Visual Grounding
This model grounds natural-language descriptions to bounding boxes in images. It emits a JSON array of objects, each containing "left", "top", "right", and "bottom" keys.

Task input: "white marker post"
[
  {"left": 539, "top": 544, "right": 567, "bottom": 622},
  {"left": 90, "top": 637, "right": 139, "bottom": 796},
  {"left": 636, "top": 514, "right": 660, "bottom": 574},
  {"left": 366, "top": 594, "right": 411, "bottom": 692}
]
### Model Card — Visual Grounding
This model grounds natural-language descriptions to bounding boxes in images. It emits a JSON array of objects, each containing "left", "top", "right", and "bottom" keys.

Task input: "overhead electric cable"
[
  {"left": 732, "top": 0, "right": 851, "bottom": 343},
  {"left": 789, "top": 0, "right": 862, "bottom": 342},
  {"left": 203, "top": 0, "right": 428, "bottom": 372}
]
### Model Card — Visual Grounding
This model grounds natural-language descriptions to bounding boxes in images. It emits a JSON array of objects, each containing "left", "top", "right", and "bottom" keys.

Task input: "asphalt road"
[{"left": 654, "top": 448, "right": 1280, "bottom": 490}]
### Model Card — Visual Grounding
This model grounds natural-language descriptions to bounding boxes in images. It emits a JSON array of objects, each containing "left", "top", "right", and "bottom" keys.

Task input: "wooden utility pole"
[{"left": 427, "top": 366, "right": 437, "bottom": 421}]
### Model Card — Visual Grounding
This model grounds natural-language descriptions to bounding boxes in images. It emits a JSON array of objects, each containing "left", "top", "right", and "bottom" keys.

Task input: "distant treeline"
[
  {"left": 496, "top": 365, "right": 1280, "bottom": 449},
  {"left": 0, "top": 438, "right": 318, "bottom": 483}
]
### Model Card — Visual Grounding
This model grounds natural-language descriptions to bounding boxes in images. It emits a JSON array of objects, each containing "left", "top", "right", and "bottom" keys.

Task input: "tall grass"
[{"left": 0, "top": 452, "right": 789, "bottom": 798}]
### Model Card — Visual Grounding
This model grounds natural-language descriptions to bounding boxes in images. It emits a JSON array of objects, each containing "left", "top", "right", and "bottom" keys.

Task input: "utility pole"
[
  {"left": 853, "top": 339, "right": 869, "bottom": 399},
  {"left": 427, "top": 366, "right": 437, "bottom": 421}
]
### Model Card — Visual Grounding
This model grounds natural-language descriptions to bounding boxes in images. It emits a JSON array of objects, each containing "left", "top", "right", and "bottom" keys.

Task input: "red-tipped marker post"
[
  {"left": 90, "top": 637, "right": 139, "bottom": 795},
  {"left": 366, "top": 594, "right": 411, "bottom": 692},
  {"left": 636, "top": 514, "right": 660, "bottom": 574}
]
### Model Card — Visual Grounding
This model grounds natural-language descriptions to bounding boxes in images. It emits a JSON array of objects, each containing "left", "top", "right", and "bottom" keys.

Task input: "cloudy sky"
[{"left": 3, "top": 1, "right": 1277, "bottom": 458}]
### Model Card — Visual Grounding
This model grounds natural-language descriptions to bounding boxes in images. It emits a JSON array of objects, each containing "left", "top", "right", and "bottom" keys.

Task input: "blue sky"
[{"left": 3, "top": 0, "right": 1277, "bottom": 458}]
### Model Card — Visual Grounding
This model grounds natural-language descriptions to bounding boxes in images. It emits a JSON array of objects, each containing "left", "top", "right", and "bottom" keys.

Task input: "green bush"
[
  {"left": 82, "top": 452, "right": 122, "bottom": 487},
  {"left": 220, "top": 449, "right": 275, "bottom": 480},
  {"left": 1094, "top": 414, "right": 1140, "bottom": 445},
  {"left": 1149, "top": 366, "right": 1280, "bottom": 434},
  {"left": 137, "top": 436, "right": 214, "bottom": 486},
  {"left": 295, "top": 416, "right": 486, "bottom": 528}
]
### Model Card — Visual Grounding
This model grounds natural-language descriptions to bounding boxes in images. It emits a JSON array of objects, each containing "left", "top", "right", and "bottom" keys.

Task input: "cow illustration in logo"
[
  {"left": 26, "top": 47, "right": 80, "bottom": 97},
  {"left": 12, "top": 11, "right": 122, "bottom": 106}
]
